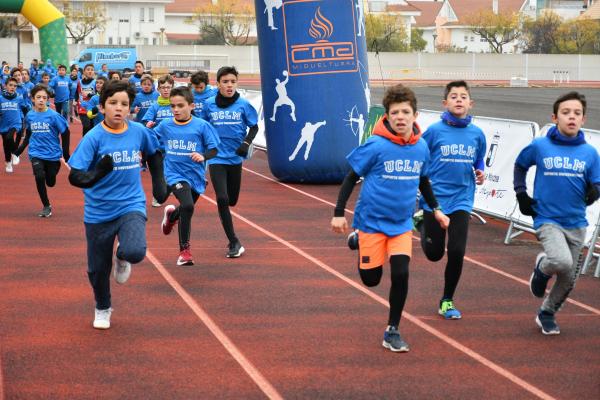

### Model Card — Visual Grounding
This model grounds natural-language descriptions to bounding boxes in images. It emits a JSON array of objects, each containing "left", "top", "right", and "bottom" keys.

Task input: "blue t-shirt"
[
  {"left": 142, "top": 102, "right": 173, "bottom": 128},
  {"left": 49, "top": 75, "right": 72, "bottom": 103},
  {"left": 132, "top": 90, "right": 159, "bottom": 122},
  {"left": 0, "top": 93, "right": 26, "bottom": 132},
  {"left": 155, "top": 117, "right": 220, "bottom": 194},
  {"left": 192, "top": 85, "right": 218, "bottom": 116},
  {"left": 128, "top": 74, "right": 143, "bottom": 93},
  {"left": 25, "top": 108, "right": 69, "bottom": 161},
  {"left": 516, "top": 136, "right": 600, "bottom": 229},
  {"left": 68, "top": 76, "right": 79, "bottom": 100},
  {"left": 348, "top": 135, "right": 431, "bottom": 236},
  {"left": 420, "top": 120, "right": 487, "bottom": 214},
  {"left": 21, "top": 81, "right": 34, "bottom": 108},
  {"left": 68, "top": 121, "right": 159, "bottom": 223},
  {"left": 201, "top": 95, "right": 258, "bottom": 165}
]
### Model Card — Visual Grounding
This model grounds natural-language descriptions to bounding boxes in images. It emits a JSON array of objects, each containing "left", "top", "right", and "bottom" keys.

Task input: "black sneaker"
[
  {"left": 227, "top": 240, "right": 245, "bottom": 258},
  {"left": 530, "top": 252, "right": 551, "bottom": 298},
  {"left": 347, "top": 230, "right": 359, "bottom": 250},
  {"left": 536, "top": 310, "right": 560, "bottom": 335},
  {"left": 382, "top": 326, "right": 409, "bottom": 352},
  {"left": 38, "top": 205, "right": 52, "bottom": 218}
]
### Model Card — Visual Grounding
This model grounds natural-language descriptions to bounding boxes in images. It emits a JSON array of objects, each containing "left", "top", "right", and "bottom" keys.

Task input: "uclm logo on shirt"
[{"left": 283, "top": 0, "right": 358, "bottom": 76}]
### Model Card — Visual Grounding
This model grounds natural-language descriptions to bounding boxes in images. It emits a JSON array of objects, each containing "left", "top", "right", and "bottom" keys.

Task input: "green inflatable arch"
[{"left": 2, "top": 0, "right": 68, "bottom": 66}]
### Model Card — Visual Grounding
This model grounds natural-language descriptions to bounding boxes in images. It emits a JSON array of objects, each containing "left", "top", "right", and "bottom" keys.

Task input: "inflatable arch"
[{"left": 1, "top": 0, "right": 69, "bottom": 66}]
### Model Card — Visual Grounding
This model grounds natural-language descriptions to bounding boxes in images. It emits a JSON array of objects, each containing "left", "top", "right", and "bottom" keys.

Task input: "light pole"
[
  {"left": 432, "top": 32, "right": 438, "bottom": 53},
  {"left": 160, "top": 27, "right": 165, "bottom": 45}
]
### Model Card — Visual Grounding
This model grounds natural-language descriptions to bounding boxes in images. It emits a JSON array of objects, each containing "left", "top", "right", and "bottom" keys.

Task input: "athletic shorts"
[{"left": 358, "top": 230, "right": 412, "bottom": 270}]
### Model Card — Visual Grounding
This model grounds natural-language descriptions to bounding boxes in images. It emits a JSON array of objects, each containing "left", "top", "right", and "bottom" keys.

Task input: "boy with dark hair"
[
  {"left": 98, "top": 64, "right": 109, "bottom": 79},
  {"left": 142, "top": 74, "right": 174, "bottom": 129},
  {"left": 132, "top": 75, "right": 158, "bottom": 123},
  {"left": 416, "top": 80, "right": 486, "bottom": 320},
  {"left": 76, "top": 64, "right": 97, "bottom": 136},
  {"left": 514, "top": 91, "right": 599, "bottom": 335},
  {"left": 332, "top": 84, "right": 449, "bottom": 352},
  {"left": 156, "top": 86, "right": 220, "bottom": 265},
  {"left": 128, "top": 61, "right": 145, "bottom": 92},
  {"left": 200, "top": 66, "right": 259, "bottom": 258},
  {"left": 68, "top": 80, "right": 167, "bottom": 329},
  {"left": 190, "top": 70, "right": 217, "bottom": 116},
  {"left": 68, "top": 65, "right": 79, "bottom": 122},
  {"left": 0, "top": 77, "right": 27, "bottom": 172},
  {"left": 49, "top": 64, "right": 72, "bottom": 120},
  {"left": 13, "top": 84, "right": 70, "bottom": 217}
]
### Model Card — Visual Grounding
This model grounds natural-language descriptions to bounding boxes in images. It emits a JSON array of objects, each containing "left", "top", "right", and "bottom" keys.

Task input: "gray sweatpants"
[{"left": 536, "top": 223, "right": 586, "bottom": 314}]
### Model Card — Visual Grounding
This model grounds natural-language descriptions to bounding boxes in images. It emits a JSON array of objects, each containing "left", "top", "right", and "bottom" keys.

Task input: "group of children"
[
  {"left": 2, "top": 60, "right": 599, "bottom": 349},
  {"left": 332, "top": 82, "right": 599, "bottom": 352}
]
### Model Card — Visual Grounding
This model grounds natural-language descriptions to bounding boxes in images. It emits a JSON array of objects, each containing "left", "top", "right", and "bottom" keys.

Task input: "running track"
[{"left": 0, "top": 124, "right": 599, "bottom": 399}]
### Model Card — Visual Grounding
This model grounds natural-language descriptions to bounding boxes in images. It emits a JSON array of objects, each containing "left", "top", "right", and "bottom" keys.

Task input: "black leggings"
[
  {"left": 209, "top": 163, "right": 242, "bottom": 244},
  {"left": 2, "top": 129, "right": 17, "bottom": 162},
  {"left": 420, "top": 210, "right": 470, "bottom": 301},
  {"left": 167, "top": 181, "right": 200, "bottom": 250},
  {"left": 359, "top": 255, "right": 410, "bottom": 327},
  {"left": 31, "top": 158, "right": 61, "bottom": 207},
  {"left": 80, "top": 115, "right": 93, "bottom": 136}
]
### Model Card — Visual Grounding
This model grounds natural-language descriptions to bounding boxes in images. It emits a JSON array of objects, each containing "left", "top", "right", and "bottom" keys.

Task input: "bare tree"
[
  {"left": 365, "top": 14, "right": 409, "bottom": 52},
  {"left": 52, "top": 1, "right": 107, "bottom": 44},
  {"left": 465, "top": 10, "right": 520, "bottom": 53},
  {"left": 187, "top": 0, "right": 255, "bottom": 45}
]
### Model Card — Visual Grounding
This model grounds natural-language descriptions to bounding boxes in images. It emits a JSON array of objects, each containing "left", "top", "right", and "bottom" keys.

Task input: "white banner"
[{"left": 417, "top": 110, "right": 539, "bottom": 221}]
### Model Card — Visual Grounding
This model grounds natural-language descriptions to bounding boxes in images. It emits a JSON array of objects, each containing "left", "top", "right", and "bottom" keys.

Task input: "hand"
[
  {"left": 475, "top": 169, "right": 485, "bottom": 185},
  {"left": 516, "top": 192, "right": 536, "bottom": 216},
  {"left": 134, "top": 106, "right": 140, "bottom": 113},
  {"left": 434, "top": 210, "right": 450, "bottom": 229},
  {"left": 190, "top": 152, "right": 205, "bottom": 163},
  {"left": 146, "top": 121, "right": 156, "bottom": 128},
  {"left": 331, "top": 216, "right": 348, "bottom": 234},
  {"left": 236, "top": 142, "right": 250, "bottom": 157},
  {"left": 96, "top": 154, "right": 114, "bottom": 174},
  {"left": 585, "top": 183, "right": 599, "bottom": 206}
]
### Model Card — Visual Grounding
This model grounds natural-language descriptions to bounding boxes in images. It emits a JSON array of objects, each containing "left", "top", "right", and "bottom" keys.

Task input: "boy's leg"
[
  {"left": 357, "top": 231, "right": 385, "bottom": 287},
  {"left": 210, "top": 164, "right": 238, "bottom": 244},
  {"left": 442, "top": 211, "right": 470, "bottom": 301},
  {"left": 171, "top": 182, "right": 196, "bottom": 249},
  {"left": 226, "top": 163, "right": 243, "bottom": 207},
  {"left": 80, "top": 115, "right": 93, "bottom": 136},
  {"left": 85, "top": 220, "right": 119, "bottom": 310},
  {"left": 2, "top": 131, "right": 14, "bottom": 163},
  {"left": 115, "top": 212, "right": 147, "bottom": 265},
  {"left": 420, "top": 210, "right": 447, "bottom": 261},
  {"left": 538, "top": 224, "right": 586, "bottom": 314},
  {"left": 31, "top": 158, "right": 51, "bottom": 208},
  {"left": 44, "top": 160, "right": 61, "bottom": 187}
]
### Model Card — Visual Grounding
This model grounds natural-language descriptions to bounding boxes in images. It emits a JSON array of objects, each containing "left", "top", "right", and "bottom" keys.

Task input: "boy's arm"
[
  {"left": 146, "top": 150, "right": 169, "bottom": 203},
  {"left": 61, "top": 128, "right": 71, "bottom": 161},
  {"left": 513, "top": 163, "right": 536, "bottom": 216},
  {"left": 68, "top": 155, "right": 114, "bottom": 188},
  {"left": 235, "top": 125, "right": 259, "bottom": 157},
  {"left": 585, "top": 183, "right": 600, "bottom": 206},
  {"left": 418, "top": 176, "right": 440, "bottom": 210},
  {"left": 331, "top": 169, "right": 361, "bottom": 233}
]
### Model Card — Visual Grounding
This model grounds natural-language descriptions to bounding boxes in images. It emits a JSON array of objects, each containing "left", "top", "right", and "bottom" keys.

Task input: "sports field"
[{"left": 0, "top": 110, "right": 599, "bottom": 399}]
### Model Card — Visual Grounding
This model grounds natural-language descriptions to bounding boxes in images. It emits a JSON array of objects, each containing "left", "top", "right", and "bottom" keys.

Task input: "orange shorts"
[{"left": 358, "top": 230, "right": 413, "bottom": 270}]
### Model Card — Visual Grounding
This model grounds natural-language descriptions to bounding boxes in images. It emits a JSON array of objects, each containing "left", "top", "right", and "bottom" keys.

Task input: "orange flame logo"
[{"left": 308, "top": 7, "right": 334, "bottom": 41}]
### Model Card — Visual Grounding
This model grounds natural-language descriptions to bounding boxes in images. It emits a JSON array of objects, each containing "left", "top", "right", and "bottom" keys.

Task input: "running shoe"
[
  {"left": 536, "top": 310, "right": 560, "bottom": 335},
  {"left": 38, "top": 205, "right": 52, "bottom": 218},
  {"left": 227, "top": 240, "right": 245, "bottom": 258},
  {"left": 177, "top": 245, "right": 194, "bottom": 266},
  {"left": 161, "top": 205, "right": 177, "bottom": 235},
  {"left": 113, "top": 253, "right": 132, "bottom": 284},
  {"left": 93, "top": 307, "right": 113, "bottom": 330},
  {"left": 382, "top": 326, "right": 409, "bottom": 352},
  {"left": 439, "top": 299, "right": 462, "bottom": 319},
  {"left": 347, "top": 230, "right": 359, "bottom": 250},
  {"left": 530, "top": 252, "right": 551, "bottom": 298},
  {"left": 5, "top": 162, "right": 13, "bottom": 173}
]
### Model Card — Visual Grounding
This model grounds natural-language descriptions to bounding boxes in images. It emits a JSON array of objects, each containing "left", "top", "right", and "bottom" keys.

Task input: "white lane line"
[
  {"left": 243, "top": 166, "right": 600, "bottom": 316},
  {"left": 200, "top": 195, "right": 556, "bottom": 400},
  {"left": 146, "top": 251, "right": 283, "bottom": 400}
]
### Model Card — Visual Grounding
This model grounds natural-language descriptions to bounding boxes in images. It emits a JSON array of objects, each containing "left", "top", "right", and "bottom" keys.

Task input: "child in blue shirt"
[
  {"left": 1, "top": 77, "right": 27, "bottom": 173},
  {"left": 416, "top": 80, "right": 486, "bottom": 320},
  {"left": 13, "top": 85, "right": 70, "bottom": 217},
  {"left": 514, "top": 91, "right": 600, "bottom": 335},
  {"left": 68, "top": 66, "right": 79, "bottom": 122},
  {"left": 332, "top": 85, "right": 449, "bottom": 352},
  {"left": 142, "top": 74, "right": 174, "bottom": 130},
  {"left": 76, "top": 64, "right": 97, "bottom": 136},
  {"left": 131, "top": 75, "right": 158, "bottom": 123},
  {"left": 156, "top": 86, "right": 220, "bottom": 266},
  {"left": 190, "top": 70, "right": 218, "bottom": 117},
  {"left": 49, "top": 64, "right": 72, "bottom": 119},
  {"left": 86, "top": 76, "right": 107, "bottom": 126},
  {"left": 68, "top": 80, "right": 167, "bottom": 330},
  {"left": 128, "top": 61, "right": 145, "bottom": 93},
  {"left": 200, "top": 66, "right": 259, "bottom": 258}
]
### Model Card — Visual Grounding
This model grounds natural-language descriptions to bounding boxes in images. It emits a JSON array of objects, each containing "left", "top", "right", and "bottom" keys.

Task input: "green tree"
[
  {"left": 555, "top": 18, "right": 600, "bottom": 54},
  {"left": 410, "top": 28, "right": 427, "bottom": 51},
  {"left": 465, "top": 10, "right": 520, "bottom": 53},
  {"left": 187, "top": 0, "right": 255, "bottom": 45},
  {"left": 520, "top": 11, "right": 562, "bottom": 54},
  {"left": 52, "top": 1, "right": 107, "bottom": 44},
  {"left": 366, "top": 14, "right": 409, "bottom": 52}
]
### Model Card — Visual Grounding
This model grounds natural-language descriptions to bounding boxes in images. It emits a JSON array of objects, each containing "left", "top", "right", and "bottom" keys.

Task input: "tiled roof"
[
  {"left": 166, "top": 0, "right": 254, "bottom": 13},
  {"left": 450, "top": 0, "right": 526, "bottom": 20},
  {"left": 409, "top": 0, "right": 445, "bottom": 26},
  {"left": 581, "top": 1, "right": 600, "bottom": 19}
]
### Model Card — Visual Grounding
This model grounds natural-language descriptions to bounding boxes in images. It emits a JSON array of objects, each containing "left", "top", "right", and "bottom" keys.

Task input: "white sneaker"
[
  {"left": 113, "top": 254, "right": 132, "bottom": 284},
  {"left": 152, "top": 197, "right": 161, "bottom": 207},
  {"left": 93, "top": 307, "right": 113, "bottom": 329},
  {"left": 11, "top": 154, "right": 20, "bottom": 165},
  {"left": 5, "top": 162, "right": 13, "bottom": 173}
]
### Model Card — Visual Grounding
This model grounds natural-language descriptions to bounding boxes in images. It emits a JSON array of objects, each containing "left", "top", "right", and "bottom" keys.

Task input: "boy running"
[
  {"left": 156, "top": 86, "right": 220, "bottom": 265},
  {"left": 0, "top": 77, "right": 27, "bottom": 172},
  {"left": 332, "top": 85, "right": 449, "bottom": 352},
  {"left": 514, "top": 91, "right": 599, "bottom": 335},
  {"left": 76, "top": 64, "right": 96, "bottom": 136},
  {"left": 86, "top": 76, "right": 107, "bottom": 126},
  {"left": 200, "top": 66, "right": 259, "bottom": 258},
  {"left": 68, "top": 80, "right": 167, "bottom": 329},
  {"left": 49, "top": 64, "right": 72, "bottom": 120},
  {"left": 190, "top": 70, "right": 217, "bottom": 117},
  {"left": 131, "top": 75, "right": 158, "bottom": 123},
  {"left": 142, "top": 75, "right": 174, "bottom": 129},
  {"left": 416, "top": 80, "right": 486, "bottom": 320},
  {"left": 13, "top": 85, "right": 70, "bottom": 217}
]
